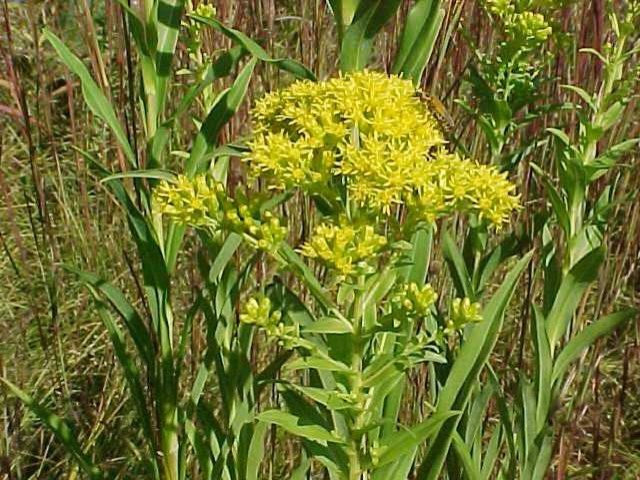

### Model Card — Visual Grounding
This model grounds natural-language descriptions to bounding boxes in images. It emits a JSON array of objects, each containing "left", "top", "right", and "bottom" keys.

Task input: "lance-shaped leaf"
[
  {"left": 375, "top": 411, "right": 459, "bottom": 468},
  {"left": 552, "top": 308, "right": 636, "bottom": 384},
  {"left": 155, "top": 0, "right": 185, "bottom": 115},
  {"left": 186, "top": 57, "right": 257, "bottom": 177},
  {"left": 257, "top": 410, "right": 345, "bottom": 445},
  {"left": 417, "top": 251, "right": 533, "bottom": 479},
  {"left": 340, "top": 0, "right": 403, "bottom": 72},
  {"left": 545, "top": 247, "right": 604, "bottom": 351},
  {"left": 191, "top": 14, "right": 316, "bottom": 80},
  {"left": 43, "top": 30, "right": 136, "bottom": 167},
  {"left": 391, "top": 0, "right": 445, "bottom": 84}
]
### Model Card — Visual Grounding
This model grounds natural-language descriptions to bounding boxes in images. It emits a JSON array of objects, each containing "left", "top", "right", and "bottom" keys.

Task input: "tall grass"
[{"left": 0, "top": 0, "right": 639, "bottom": 479}]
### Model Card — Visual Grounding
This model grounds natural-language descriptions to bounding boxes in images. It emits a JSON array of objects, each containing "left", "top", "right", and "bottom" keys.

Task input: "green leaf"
[
  {"left": 376, "top": 411, "right": 458, "bottom": 468},
  {"left": 286, "top": 356, "right": 353, "bottom": 374},
  {"left": 531, "top": 305, "right": 552, "bottom": 431},
  {"left": 545, "top": 247, "right": 604, "bottom": 350},
  {"left": 442, "top": 230, "right": 474, "bottom": 300},
  {"left": 291, "top": 451, "right": 311, "bottom": 479},
  {"left": 417, "top": 251, "right": 533, "bottom": 479},
  {"left": 65, "top": 266, "right": 154, "bottom": 369},
  {"left": 100, "top": 169, "right": 176, "bottom": 183},
  {"left": 246, "top": 422, "right": 269, "bottom": 480},
  {"left": 154, "top": 0, "right": 185, "bottom": 115},
  {"left": 401, "top": 227, "right": 432, "bottom": 285},
  {"left": 91, "top": 300, "right": 156, "bottom": 451},
  {"left": 327, "top": 0, "right": 361, "bottom": 30},
  {"left": 552, "top": 308, "right": 636, "bottom": 384},
  {"left": 561, "top": 84, "right": 596, "bottom": 111},
  {"left": 391, "top": 0, "right": 445, "bottom": 84},
  {"left": 538, "top": 173, "right": 571, "bottom": 237},
  {"left": 288, "top": 384, "right": 353, "bottom": 411},
  {"left": 452, "top": 431, "right": 482, "bottom": 480},
  {"left": 598, "top": 101, "right": 624, "bottom": 131},
  {"left": 578, "top": 47, "right": 608, "bottom": 64},
  {"left": 208, "top": 233, "right": 243, "bottom": 283},
  {"left": 256, "top": 410, "right": 345, "bottom": 445},
  {"left": 546, "top": 127, "right": 571, "bottom": 146},
  {"left": 340, "top": 0, "right": 403, "bottom": 72},
  {"left": 114, "top": 0, "right": 149, "bottom": 55},
  {"left": 302, "top": 317, "right": 354, "bottom": 334},
  {"left": 43, "top": 29, "right": 136, "bottom": 167},
  {"left": 166, "top": 45, "right": 246, "bottom": 124},
  {"left": 187, "top": 57, "right": 257, "bottom": 177},
  {"left": 0, "top": 379, "right": 104, "bottom": 479},
  {"left": 279, "top": 243, "right": 334, "bottom": 310},
  {"left": 190, "top": 15, "right": 316, "bottom": 80}
]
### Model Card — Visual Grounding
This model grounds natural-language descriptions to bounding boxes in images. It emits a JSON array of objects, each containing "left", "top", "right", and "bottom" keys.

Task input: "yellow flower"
[
  {"left": 153, "top": 175, "right": 287, "bottom": 252},
  {"left": 299, "top": 219, "right": 387, "bottom": 277},
  {"left": 248, "top": 71, "right": 519, "bottom": 227},
  {"left": 510, "top": 12, "right": 552, "bottom": 43},
  {"left": 153, "top": 175, "right": 224, "bottom": 228},
  {"left": 390, "top": 283, "right": 438, "bottom": 318}
]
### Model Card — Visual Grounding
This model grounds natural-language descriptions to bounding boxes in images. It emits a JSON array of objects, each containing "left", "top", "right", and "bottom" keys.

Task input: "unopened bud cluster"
[
  {"left": 239, "top": 295, "right": 299, "bottom": 347},
  {"left": 444, "top": 298, "right": 483, "bottom": 336},
  {"left": 390, "top": 282, "right": 438, "bottom": 319}
]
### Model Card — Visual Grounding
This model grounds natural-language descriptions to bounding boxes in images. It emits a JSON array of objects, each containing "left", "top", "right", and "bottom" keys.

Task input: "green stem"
[{"left": 348, "top": 276, "right": 366, "bottom": 480}]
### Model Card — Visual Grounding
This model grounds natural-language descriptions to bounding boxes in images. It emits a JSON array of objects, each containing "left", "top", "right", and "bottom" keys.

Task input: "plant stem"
[{"left": 348, "top": 276, "right": 366, "bottom": 480}]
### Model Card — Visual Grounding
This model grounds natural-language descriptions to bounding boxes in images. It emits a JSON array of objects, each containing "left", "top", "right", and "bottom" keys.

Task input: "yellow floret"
[{"left": 248, "top": 70, "right": 519, "bottom": 227}]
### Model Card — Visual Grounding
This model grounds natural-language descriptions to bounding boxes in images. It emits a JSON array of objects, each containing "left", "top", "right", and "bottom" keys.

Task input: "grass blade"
[
  {"left": 1, "top": 379, "right": 104, "bottom": 479},
  {"left": 43, "top": 29, "right": 136, "bottom": 167}
]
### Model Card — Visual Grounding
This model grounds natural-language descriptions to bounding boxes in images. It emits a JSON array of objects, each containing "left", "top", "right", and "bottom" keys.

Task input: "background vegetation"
[{"left": 0, "top": 0, "right": 639, "bottom": 478}]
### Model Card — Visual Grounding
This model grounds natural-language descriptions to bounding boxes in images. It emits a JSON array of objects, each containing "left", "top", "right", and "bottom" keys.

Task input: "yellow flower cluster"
[
  {"left": 390, "top": 282, "right": 438, "bottom": 319},
  {"left": 240, "top": 295, "right": 281, "bottom": 326},
  {"left": 445, "top": 298, "right": 483, "bottom": 336},
  {"left": 194, "top": 3, "right": 216, "bottom": 18},
  {"left": 249, "top": 71, "right": 444, "bottom": 198},
  {"left": 248, "top": 71, "right": 518, "bottom": 226},
  {"left": 153, "top": 175, "right": 223, "bottom": 228},
  {"left": 406, "top": 151, "right": 520, "bottom": 225},
  {"left": 153, "top": 175, "right": 287, "bottom": 252},
  {"left": 486, "top": 0, "right": 551, "bottom": 45},
  {"left": 299, "top": 220, "right": 387, "bottom": 277},
  {"left": 511, "top": 12, "right": 552, "bottom": 43},
  {"left": 486, "top": 0, "right": 514, "bottom": 16},
  {"left": 240, "top": 295, "right": 299, "bottom": 346}
]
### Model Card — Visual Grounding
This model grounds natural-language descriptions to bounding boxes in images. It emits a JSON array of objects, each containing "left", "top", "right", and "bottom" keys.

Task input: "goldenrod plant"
[
  {"left": 461, "top": 0, "right": 556, "bottom": 168},
  {"left": 2, "top": 1, "right": 639, "bottom": 479},
  {"left": 508, "top": 6, "right": 640, "bottom": 478},
  {"left": 154, "top": 72, "right": 527, "bottom": 480}
]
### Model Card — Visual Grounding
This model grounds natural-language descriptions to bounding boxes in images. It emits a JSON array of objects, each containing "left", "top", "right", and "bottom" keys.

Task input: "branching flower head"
[
  {"left": 153, "top": 175, "right": 287, "bottom": 253},
  {"left": 299, "top": 218, "right": 388, "bottom": 278},
  {"left": 248, "top": 71, "right": 519, "bottom": 227},
  {"left": 153, "top": 175, "right": 224, "bottom": 228},
  {"left": 510, "top": 12, "right": 552, "bottom": 44}
]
